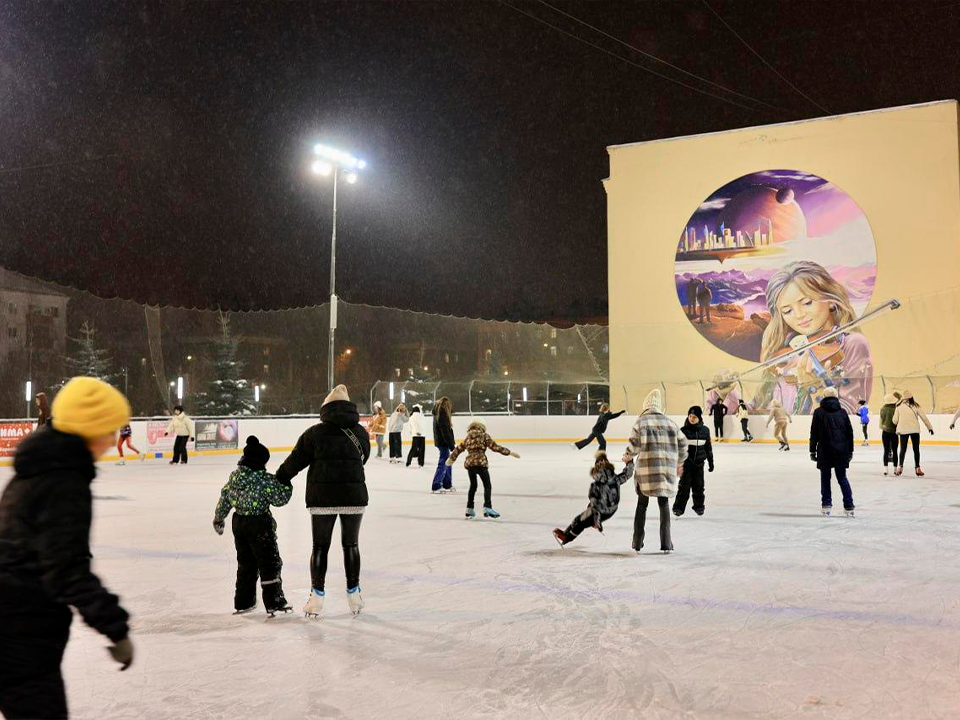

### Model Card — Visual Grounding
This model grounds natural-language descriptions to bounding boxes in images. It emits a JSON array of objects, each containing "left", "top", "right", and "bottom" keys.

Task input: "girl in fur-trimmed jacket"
[
  {"left": 446, "top": 421, "right": 520, "bottom": 518},
  {"left": 553, "top": 451, "right": 634, "bottom": 546}
]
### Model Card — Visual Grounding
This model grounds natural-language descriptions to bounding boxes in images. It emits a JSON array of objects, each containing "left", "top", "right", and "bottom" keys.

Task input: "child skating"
[
  {"left": 446, "top": 421, "right": 520, "bottom": 518},
  {"left": 573, "top": 403, "right": 625, "bottom": 451},
  {"left": 765, "top": 401, "right": 792, "bottom": 451},
  {"left": 809, "top": 388, "right": 855, "bottom": 517},
  {"left": 673, "top": 406, "right": 714, "bottom": 517},
  {"left": 736, "top": 400, "right": 753, "bottom": 442},
  {"left": 213, "top": 436, "right": 293, "bottom": 616},
  {"left": 893, "top": 391, "right": 934, "bottom": 476},
  {"left": 553, "top": 451, "right": 634, "bottom": 546},
  {"left": 115, "top": 424, "right": 145, "bottom": 465},
  {"left": 857, "top": 400, "right": 870, "bottom": 447},
  {"left": 880, "top": 394, "right": 898, "bottom": 475}
]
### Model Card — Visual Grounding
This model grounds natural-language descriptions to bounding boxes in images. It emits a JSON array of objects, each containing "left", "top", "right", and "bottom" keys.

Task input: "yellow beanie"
[{"left": 52, "top": 377, "right": 131, "bottom": 440}]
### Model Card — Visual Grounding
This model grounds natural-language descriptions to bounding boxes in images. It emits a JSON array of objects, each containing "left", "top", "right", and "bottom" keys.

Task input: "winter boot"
[
  {"left": 465, "top": 507, "right": 476, "bottom": 519},
  {"left": 483, "top": 507, "right": 500, "bottom": 519},
  {"left": 346, "top": 586, "right": 364, "bottom": 615},
  {"left": 821, "top": 507, "right": 831, "bottom": 516},
  {"left": 304, "top": 589, "right": 325, "bottom": 619}
]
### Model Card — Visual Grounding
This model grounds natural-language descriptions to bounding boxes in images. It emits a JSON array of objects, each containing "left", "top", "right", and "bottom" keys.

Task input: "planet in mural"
[{"left": 674, "top": 169, "right": 878, "bottom": 414}]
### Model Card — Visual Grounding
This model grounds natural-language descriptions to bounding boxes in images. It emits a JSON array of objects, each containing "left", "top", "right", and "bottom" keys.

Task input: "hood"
[
  {"left": 13, "top": 426, "right": 96, "bottom": 481},
  {"left": 467, "top": 421, "right": 487, "bottom": 434},
  {"left": 320, "top": 400, "right": 360, "bottom": 428},
  {"left": 820, "top": 396, "right": 843, "bottom": 413}
]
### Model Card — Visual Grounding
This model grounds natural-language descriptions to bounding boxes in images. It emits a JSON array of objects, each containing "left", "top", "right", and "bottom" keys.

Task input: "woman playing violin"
[{"left": 759, "top": 261, "right": 873, "bottom": 414}]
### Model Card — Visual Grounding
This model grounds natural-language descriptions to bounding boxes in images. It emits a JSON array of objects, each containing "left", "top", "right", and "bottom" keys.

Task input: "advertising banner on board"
[
  {"left": 195, "top": 419, "right": 239, "bottom": 451},
  {"left": 0, "top": 422, "right": 33, "bottom": 457}
]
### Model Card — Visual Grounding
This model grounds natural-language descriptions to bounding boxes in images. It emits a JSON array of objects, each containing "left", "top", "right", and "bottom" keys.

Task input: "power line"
[
  {"left": 0, "top": 153, "right": 123, "bottom": 176},
  {"left": 537, "top": 0, "right": 783, "bottom": 113},
  {"left": 701, "top": 0, "right": 831, "bottom": 115},
  {"left": 497, "top": 1, "right": 773, "bottom": 116}
]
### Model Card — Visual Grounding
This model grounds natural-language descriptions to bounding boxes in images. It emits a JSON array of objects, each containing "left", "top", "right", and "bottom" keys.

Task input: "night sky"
[{"left": 2, "top": 1, "right": 960, "bottom": 321}]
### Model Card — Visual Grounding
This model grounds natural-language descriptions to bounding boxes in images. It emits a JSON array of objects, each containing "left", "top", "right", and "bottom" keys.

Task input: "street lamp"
[
  {"left": 25, "top": 381, "right": 32, "bottom": 420},
  {"left": 311, "top": 143, "right": 366, "bottom": 392}
]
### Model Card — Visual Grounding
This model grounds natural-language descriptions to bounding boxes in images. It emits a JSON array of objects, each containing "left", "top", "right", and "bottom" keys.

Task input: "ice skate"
[
  {"left": 303, "top": 589, "right": 324, "bottom": 619},
  {"left": 694, "top": 508, "right": 704, "bottom": 516},
  {"left": 140, "top": 452, "right": 147, "bottom": 462},
  {"left": 821, "top": 507, "right": 831, "bottom": 516},
  {"left": 233, "top": 604, "right": 256, "bottom": 615},
  {"left": 115, "top": 458, "right": 126, "bottom": 466},
  {"left": 844, "top": 509, "right": 856, "bottom": 518},
  {"left": 883, "top": 467, "right": 889, "bottom": 476},
  {"left": 778, "top": 443, "right": 784, "bottom": 451},
  {"left": 346, "top": 586, "right": 364, "bottom": 615},
  {"left": 672, "top": 509, "right": 682, "bottom": 517},
  {"left": 483, "top": 507, "right": 500, "bottom": 519},
  {"left": 465, "top": 507, "right": 476, "bottom": 519},
  {"left": 661, "top": 548, "right": 672, "bottom": 554},
  {"left": 895, "top": 466, "right": 903, "bottom": 476},
  {"left": 784, "top": 445, "right": 790, "bottom": 451},
  {"left": 266, "top": 604, "right": 292, "bottom": 618},
  {"left": 552, "top": 528, "right": 568, "bottom": 547},
  {"left": 915, "top": 467, "right": 925, "bottom": 477}
]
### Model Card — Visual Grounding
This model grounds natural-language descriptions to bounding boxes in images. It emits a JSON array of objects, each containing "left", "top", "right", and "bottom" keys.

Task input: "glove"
[
  {"left": 708, "top": 463, "right": 714, "bottom": 473},
  {"left": 810, "top": 452, "right": 817, "bottom": 463},
  {"left": 444, "top": 459, "right": 454, "bottom": 467},
  {"left": 213, "top": 520, "right": 225, "bottom": 535},
  {"left": 950, "top": 424, "right": 955, "bottom": 430},
  {"left": 190, "top": 437, "right": 195, "bottom": 442},
  {"left": 107, "top": 637, "right": 134, "bottom": 671},
  {"left": 509, "top": 451, "right": 520, "bottom": 459},
  {"left": 164, "top": 432, "right": 169, "bottom": 437},
  {"left": 929, "top": 429, "right": 935, "bottom": 436}
]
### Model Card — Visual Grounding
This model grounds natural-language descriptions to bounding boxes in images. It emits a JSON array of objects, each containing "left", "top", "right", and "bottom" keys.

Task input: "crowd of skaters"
[{"left": 0, "top": 375, "right": 954, "bottom": 718}]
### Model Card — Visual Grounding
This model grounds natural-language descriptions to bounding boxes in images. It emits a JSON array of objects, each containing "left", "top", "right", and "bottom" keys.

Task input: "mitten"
[
  {"left": 810, "top": 452, "right": 817, "bottom": 462},
  {"left": 444, "top": 459, "right": 454, "bottom": 467},
  {"left": 190, "top": 437, "right": 195, "bottom": 442},
  {"left": 213, "top": 520, "right": 225, "bottom": 536},
  {"left": 708, "top": 462, "right": 714, "bottom": 473},
  {"left": 107, "top": 637, "right": 134, "bottom": 671},
  {"left": 509, "top": 451, "right": 520, "bottom": 459}
]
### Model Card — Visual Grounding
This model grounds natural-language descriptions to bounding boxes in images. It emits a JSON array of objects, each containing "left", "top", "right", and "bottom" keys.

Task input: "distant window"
[
  {"left": 550, "top": 346, "right": 557, "bottom": 357},
  {"left": 7, "top": 327, "right": 17, "bottom": 338},
  {"left": 263, "top": 347, "right": 270, "bottom": 356},
  {"left": 7, "top": 303, "right": 16, "bottom": 315},
  {"left": 48, "top": 307, "right": 59, "bottom": 318},
  {"left": 263, "top": 364, "right": 270, "bottom": 375},
  {"left": 567, "top": 346, "right": 574, "bottom": 355},
  {"left": 444, "top": 353, "right": 450, "bottom": 364},
  {"left": 550, "top": 328, "right": 557, "bottom": 339}
]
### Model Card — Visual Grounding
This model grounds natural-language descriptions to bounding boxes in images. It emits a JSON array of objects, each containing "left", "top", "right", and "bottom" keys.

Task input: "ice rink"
[{"left": 11, "top": 440, "right": 960, "bottom": 720}]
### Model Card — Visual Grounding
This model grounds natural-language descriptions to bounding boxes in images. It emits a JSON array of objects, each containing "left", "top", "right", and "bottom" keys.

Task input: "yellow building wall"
[{"left": 605, "top": 101, "right": 960, "bottom": 412}]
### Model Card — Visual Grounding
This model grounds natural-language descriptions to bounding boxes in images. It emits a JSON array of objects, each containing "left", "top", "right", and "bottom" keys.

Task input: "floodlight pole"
[{"left": 327, "top": 166, "right": 339, "bottom": 393}]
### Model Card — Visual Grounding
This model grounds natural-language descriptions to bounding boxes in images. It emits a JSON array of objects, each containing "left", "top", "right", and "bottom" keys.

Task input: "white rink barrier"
[{"left": 2, "top": 413, "right": 959, "bottom": 466}]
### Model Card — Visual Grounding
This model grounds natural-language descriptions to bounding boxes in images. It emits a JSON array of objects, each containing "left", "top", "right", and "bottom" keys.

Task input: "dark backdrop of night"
[{"left": 2, "top": 0, "right": 959, "bottom": 322}]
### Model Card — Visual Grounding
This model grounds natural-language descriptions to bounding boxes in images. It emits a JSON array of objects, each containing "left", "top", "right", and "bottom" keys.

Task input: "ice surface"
[{"left": 7, "top": 442, "right": 960, "bottom": 720}]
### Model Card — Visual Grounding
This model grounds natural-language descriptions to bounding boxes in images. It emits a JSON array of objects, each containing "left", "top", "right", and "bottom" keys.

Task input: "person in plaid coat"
[{"left": 625, "top": 389, "right": 688, "bottom": 554}]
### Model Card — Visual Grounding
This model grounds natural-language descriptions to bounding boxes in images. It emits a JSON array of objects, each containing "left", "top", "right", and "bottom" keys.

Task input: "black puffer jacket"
[
  {"left": 680, "top": 422, "right": 714, "bottom": 469},
  {"left": 592, "top": 410, "right": 625, "bottom": 434},
  {"left": 433, "top": 408, "right": 455, "bottom": 450},
  {"left": 809, "top": 396, "right": 854, "bottom": 469},
  {"left": 276, "top": 400, "right": 370, "bottom": 508},
  {"left": 0, "top": 427, "right": 129, "bottom": 641}
]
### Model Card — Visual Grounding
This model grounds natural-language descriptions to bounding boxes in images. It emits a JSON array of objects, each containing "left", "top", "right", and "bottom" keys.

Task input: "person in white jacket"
[
  {"left": 165, "top": 405, "right": 195, "bottom": 465},
  {"left": 387, "top": 404, "right": 409, "bottom": 464},
  {"left": 405, "top": 405, "right": 426, "bottom": 469},
  {"left": 892, "top": 392, "right": 933, "bottom": 477}
]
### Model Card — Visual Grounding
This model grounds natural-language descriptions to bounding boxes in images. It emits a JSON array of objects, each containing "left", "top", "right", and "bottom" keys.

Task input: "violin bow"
[{"left": 703, "top": 299, "right": 900, "bottom": 391}]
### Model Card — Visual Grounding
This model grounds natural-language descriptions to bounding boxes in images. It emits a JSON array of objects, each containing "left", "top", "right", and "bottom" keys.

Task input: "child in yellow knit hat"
[{"left": 0, "top": 377, "right": 134, "bottom": 719}]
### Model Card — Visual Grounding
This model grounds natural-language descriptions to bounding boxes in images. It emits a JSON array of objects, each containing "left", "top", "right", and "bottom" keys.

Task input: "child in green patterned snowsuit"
[{"left": 213, "top": 436, "right": 293, "bottom": 614}]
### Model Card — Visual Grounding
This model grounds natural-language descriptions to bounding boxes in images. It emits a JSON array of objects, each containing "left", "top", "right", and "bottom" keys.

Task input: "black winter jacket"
[
  {"left": 680, "top": 422, "right": 714, "bottom": 469},
  {"left": 0, "top": 427, "right": 129, "bottom": 641},
  {"left": 709, "top": 402, "right": 728, "bottom": 419},
  {"left": 433, "top": 408, "right": 455, "bottom": 450},
  {"left": 809, "top": 396, "right": 854, "bottom": 469},
  {"left": 276, "top": 400, "right": 370, "bottom": 508},
  {"left": 592, "top": 410, "right": 625, "bottom": 434}
]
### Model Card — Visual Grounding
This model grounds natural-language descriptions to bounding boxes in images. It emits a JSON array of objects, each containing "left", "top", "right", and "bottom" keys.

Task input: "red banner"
[{"left": 0, "top": 422, "right": 34, "bottom": 458}]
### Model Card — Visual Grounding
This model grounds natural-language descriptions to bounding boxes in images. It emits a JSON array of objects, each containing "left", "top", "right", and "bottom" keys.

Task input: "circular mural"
[{"left": 675, "top": 169, "right": 877, "bottom": 413}]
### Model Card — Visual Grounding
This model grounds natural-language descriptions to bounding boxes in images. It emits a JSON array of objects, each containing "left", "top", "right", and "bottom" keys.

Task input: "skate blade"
[{"left": 304, "top": 612, "right": 321, "bottom": 620}]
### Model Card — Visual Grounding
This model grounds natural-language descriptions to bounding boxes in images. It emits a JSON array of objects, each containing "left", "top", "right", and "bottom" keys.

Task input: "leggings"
[
  {"left": 375, "top": 434, "right": 386, "bottom": 458},
  {"left": 633, "top": 495, "right": 672, "bottom": 552},
  {"left": 898, "top": 433, "right": 921, "bottom": 468},
  {"left": 882, "top": 431, "right": 898, "bottom": 467},
  {"left": 117, "top": 436, "right": 140, "bottom": 457},
  {"left": 861, "top": 423, "right": 869, "bottom": 441},
  {"left": 310, "top": 514, "right": 363, "bottom": 592},
  {"left": 740, "top": 418, "right": 753, "bottom": 440},
  {"left": 466, "top": 467, "right": 492, "bottom": 509}
]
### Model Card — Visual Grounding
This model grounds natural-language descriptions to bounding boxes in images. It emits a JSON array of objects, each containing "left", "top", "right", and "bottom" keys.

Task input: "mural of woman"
[{"left": 758, "top": 260, "right": 873, "bottom": 414}]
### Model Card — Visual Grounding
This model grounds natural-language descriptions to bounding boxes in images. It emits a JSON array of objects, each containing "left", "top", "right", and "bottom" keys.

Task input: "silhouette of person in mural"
[
  {"left": 686, "top": 277, "right": 700, "bottom": 319},
  {"left": 696, "top": 281, "right": 713, "bottom": 324}
]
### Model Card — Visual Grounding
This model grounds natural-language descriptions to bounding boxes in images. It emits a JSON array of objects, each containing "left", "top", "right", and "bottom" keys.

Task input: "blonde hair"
[
  {"left": 599, "top": 403, "right": 610, "bottom": 413},
  {"left": 760, "top": 261, "right": 858, "bottom": 363}
]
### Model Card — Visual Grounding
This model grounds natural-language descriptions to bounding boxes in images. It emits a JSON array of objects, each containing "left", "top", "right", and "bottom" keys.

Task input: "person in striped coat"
[
  {"left": 673, "top": 406, "right": 714, "bottom": 517},
  {"left": 625, "top": 389, "right": 688, "bottom": 554}
]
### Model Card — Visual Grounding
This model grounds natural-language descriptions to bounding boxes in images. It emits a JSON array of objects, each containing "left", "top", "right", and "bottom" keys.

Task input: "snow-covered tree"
[
  {"left": 62, "top": 322, "right": 118, "bottom": 386},
  {"left": 198, "top": 312, "right": 256, "bottom": 416}
]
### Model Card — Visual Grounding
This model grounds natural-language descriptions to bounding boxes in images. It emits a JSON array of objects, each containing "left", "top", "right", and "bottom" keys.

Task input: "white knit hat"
[
  {"left": 642, "top": 389, "right": 663, "bottom": 412},
  {"left": 322, "top": 384, "right": 350, "bottom": 406}
]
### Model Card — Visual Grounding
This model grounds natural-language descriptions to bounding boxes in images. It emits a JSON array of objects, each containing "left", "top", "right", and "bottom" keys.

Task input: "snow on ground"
[{"left": 8, "top": 441, "right": 960, "bottom": 720}]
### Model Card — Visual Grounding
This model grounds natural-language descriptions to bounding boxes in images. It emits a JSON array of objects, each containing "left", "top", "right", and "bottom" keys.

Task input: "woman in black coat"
[
  {"left": 276, "top": 384, "right": 370, "bottom": 617},
  {"left": 809, "top": 388, "right": 855, "bottom": 516},
  {"left": 574, "top": 403, "right": 625, "bottom": 451},
  {"left": 431, "top": 397, "right": 456, "bottom": 492}
]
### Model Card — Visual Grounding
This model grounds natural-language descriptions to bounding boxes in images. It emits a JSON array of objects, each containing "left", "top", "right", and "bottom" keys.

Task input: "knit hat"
[
  {"left": 821, "top": 387, "right": 838, "bottom": 398},
  {"left": 901, "top": 390, "right": 914, "bottom": 400},
  {"left": 240, "top": 435, "right": 270, "bottom": 471},
  {"left": 642, "top": 389, "right": 663, "bottom": 412},
  {"left": 322, "top": 384, "right": 350, "bottom": 406},
  {"left": 883, "top": 394, "right": 897, "bottom": 404},
  {"left": 687, "top": 405, "right": 703, "bottom": 420},
  {"left": 373, "top": 400, "right": 382, "bottom": 410},
  {"left": 52, "top": 377, "right": 131, "bottom": 440}
]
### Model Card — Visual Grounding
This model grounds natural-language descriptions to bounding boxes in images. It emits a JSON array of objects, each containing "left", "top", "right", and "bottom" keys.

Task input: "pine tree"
[
  {"left": 62, "top": 322, "right": 118, "bottom": 386},
  {"left": 199, "top": 312, "right": 256, "bottom": 416}
]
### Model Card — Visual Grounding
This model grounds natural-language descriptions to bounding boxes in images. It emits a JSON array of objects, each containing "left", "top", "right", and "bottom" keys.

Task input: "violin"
[{"left": 769, "top": 326, "right": 846, "bottom": 386}]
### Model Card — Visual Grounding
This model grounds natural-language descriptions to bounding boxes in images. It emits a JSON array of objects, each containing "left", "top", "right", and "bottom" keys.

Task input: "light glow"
[
  {"left": 311, "top": 160, "right": 333, "bottom": 176},
  {"left": 25, "top": 381, "right": 32, "bottom": 402}
]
